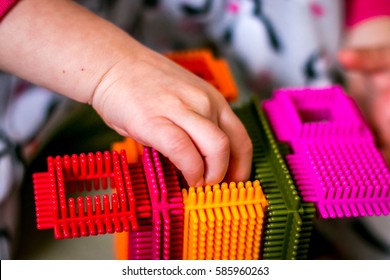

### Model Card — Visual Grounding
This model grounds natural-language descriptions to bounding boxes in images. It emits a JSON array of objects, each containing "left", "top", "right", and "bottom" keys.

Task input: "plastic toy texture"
[
  {"left": 165, "top": 49, "right": 238, "bottom": 102},
  {"left": 263, "top": 86, "right": 390, "bottom": 219},
  {"left": 33, "top": 151, "right": 138, "bottom": 239},
  {"left": 31, "top": 50, "right": 390, "bottom": 260}
]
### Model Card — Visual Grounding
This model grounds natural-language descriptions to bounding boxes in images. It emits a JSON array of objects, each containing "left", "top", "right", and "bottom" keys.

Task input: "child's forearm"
[
  {"left": 0, "top": 0, "right": 143, "bottom": 104},
  {"left": 0, "top": 0, "right": 253, "bottom": 186}
]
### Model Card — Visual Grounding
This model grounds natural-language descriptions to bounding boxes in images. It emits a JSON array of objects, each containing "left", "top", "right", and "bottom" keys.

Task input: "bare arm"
[
  {"left": 0, "top": 0, "right": 253, "bottom": 186},
  {"left": 0, "top": 0, "right": 144, "bottom": 103}
]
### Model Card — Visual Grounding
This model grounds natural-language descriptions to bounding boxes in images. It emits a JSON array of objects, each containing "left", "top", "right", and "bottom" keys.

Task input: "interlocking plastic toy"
[
  {"left": 263, "top": 86, "right": 390, "bottom": 218},
  {"left": 234, "top": 100, "right": 316, "bottom": 259},
  {"left": 182, "top": 181, "right": 267, "bottom": 260},
  {"left": 33, "top": 151, "right": 138, "bottom": 239},
  {"left": 165, "top": 49, "right": 238, "bottom": 102},
  {"left": 31, "top": 50, "right": 390, "bottom": 260}
]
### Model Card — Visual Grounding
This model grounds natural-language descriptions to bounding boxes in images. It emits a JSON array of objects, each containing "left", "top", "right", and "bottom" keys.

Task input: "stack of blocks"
[
  {"left": 33, "top": 146, "right": 268, "bottom": 260},
  {"left": 32, "top": 50, "right": 390, "bottom": 260}
]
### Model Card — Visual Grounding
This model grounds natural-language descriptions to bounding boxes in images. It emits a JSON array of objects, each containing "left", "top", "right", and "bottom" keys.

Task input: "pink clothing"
[
  {"left": 0, "top": 0, "right": 18, "bottom": 21},
  {"left": 346, "top": 0, "right": 390, "bottom": 27}
]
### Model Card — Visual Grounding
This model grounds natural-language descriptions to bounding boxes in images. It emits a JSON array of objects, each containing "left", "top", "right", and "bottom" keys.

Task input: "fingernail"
[{"left": 192, "top": 178, "right": 204, "bottom": 187}]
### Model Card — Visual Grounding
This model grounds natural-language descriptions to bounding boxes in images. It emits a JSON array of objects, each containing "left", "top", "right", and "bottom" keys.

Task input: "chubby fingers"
[
  {"left": 218, "top": 106, "right": 253, "bottom": 183},
  {"left": 140, "top": 117, "right": 206, "bottom": 187},
  {"left": 170, "top": 109, "right": 230, "bottom": 185},
  {"left": 166, "top": 91, "right": 253, "bottom": 186},
  {"left": 171, "top": 110, "right": 252, "bottom": 186},
  {"left": 338, "top": 47, "right": 390, "bottom": 73},
  {"left": 138, "top": 99, "right": 252, "bottom": 187},
  {"left": 138, "top": 112, "right": 232, "bottom": 187}
]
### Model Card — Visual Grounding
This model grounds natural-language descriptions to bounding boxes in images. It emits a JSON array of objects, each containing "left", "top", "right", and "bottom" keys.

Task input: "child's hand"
[
  {"left": 338, "top": 17, "right": 390, "bottom": 160},
  {"left": 0, "top": 0, "right": 252, "bottom": 187},
  {"left": 91, "top": 48, "right": 253, "bottom": 186}
]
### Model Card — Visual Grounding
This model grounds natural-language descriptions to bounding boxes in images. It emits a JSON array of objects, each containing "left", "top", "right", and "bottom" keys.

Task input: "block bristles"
[
  {"left": 182, "top": 181, "right": 268, "bottom": 260},
  {"left": 33, "top": 151, "right": 138, "bottom": 239},
  {"left": 263, "top": 86, "right": 372, "bottom": 145},
  {"left": 127, "top": 162, "right": 153, "bottom": 260},
  {"left": 140, "top": 147, "right": 184, "bottom": 260},
  {"left": 165, "top": 49, "right": 238, "bottom": 102},
  {"left": 124, "top": 147, "right": 184, "bottom": 260},
  {"left": 263, "top": 86, "right": 390, "bottom": 218},
  {"left": 234, "top": 100, "right": 316, "bottom": 259}
]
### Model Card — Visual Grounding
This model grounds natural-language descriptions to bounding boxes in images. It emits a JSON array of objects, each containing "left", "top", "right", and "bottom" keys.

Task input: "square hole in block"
[
  {"left": 52, "top": 152, "right": 131, "bottom": 218},
  {"left": 297, "top": 107, "right": 334, "bottom": 123}
]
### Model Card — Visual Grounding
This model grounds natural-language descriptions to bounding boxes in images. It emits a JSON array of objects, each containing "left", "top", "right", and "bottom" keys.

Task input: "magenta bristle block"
[{"left": 264, "top": 86, "right": 390, "bottom": 219}]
